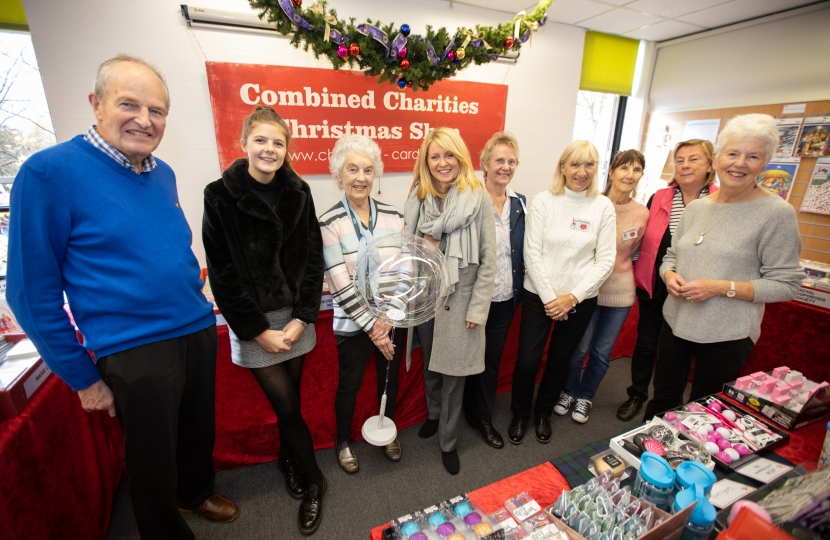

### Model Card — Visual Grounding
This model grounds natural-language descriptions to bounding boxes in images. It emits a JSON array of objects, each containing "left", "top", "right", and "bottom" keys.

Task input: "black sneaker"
[
  {"left": 572, "top": 399, "right": 592, "bottom": 424},
  {"left": 553, "top": 394, "right": 576, "bottom": 416}
]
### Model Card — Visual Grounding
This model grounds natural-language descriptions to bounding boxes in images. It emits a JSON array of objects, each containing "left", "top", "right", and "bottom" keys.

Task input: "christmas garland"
[{"left": 248, "top": 0, "right": 552, "bottom": 90}]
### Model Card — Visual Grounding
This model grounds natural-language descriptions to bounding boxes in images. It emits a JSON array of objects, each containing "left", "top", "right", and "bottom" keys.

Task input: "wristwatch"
[
  {"left": 726, "top": 281, "right": 737, "bottom": 298},
  {"left": 294, "top": 318, "right": 309, "bottom": 327}
]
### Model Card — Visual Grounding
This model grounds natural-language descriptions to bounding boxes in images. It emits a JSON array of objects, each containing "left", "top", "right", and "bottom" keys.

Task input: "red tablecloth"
[{"left": 0, "top": 376, "right": 124, "bottom": 540}]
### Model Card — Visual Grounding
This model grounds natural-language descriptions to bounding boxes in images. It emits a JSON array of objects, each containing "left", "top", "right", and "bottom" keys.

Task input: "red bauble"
[
  {"left": 400, "top": 59, "right": 410, "bottom": 70},
  {"left": 349, "top": 43, "right": 360, "bottom": 56},
  {"left": 407, "top": 81, "right": 413, "bottom": 88},
  {"left": 291, "top": 0, "right": 302, "bottom": 5},
  {"left": 505, "top": 36, "right": 515, "bottom": 48}
]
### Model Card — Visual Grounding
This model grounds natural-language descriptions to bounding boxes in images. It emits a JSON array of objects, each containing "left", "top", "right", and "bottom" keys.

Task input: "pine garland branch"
[{"left": 248, "top": 0, "right": 552, "bottom": 90}]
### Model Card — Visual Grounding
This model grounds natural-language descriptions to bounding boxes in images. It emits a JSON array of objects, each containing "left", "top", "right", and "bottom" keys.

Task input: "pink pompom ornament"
[{"left": 714, "top": 451, "right": 732, "bottom": 464}]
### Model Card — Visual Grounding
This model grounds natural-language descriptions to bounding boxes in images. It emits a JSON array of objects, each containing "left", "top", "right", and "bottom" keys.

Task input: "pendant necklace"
[{"left": 694, "top": 185, "right": 755, "bottom": 245}]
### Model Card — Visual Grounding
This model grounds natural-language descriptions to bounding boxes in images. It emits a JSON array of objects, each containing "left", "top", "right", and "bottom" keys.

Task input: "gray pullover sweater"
[{"left": 660, "top": 194, "right": 803, "bottom": 343}]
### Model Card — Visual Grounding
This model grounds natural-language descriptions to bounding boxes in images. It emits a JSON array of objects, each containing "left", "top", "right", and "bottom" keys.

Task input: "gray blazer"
[{"left": 405, "top": 188, "right": 496, "bottom": 376}]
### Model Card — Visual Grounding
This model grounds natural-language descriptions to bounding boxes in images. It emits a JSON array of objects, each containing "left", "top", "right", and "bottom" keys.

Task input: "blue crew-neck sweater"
[{"left": 7, "top": 135, "right": 215, "bottom": 391}]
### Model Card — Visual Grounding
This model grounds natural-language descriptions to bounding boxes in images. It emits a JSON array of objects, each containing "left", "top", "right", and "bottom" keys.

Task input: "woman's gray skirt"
[{"left": 229, "top": 307, "right": 317, "bottom": 368}]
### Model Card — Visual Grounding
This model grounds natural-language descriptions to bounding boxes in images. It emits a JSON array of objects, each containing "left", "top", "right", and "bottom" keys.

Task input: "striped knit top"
[{"left": 319, "top": 198, "right": 405, "bottom": 336}]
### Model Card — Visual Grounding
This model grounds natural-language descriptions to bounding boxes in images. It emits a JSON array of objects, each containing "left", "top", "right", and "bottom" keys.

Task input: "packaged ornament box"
[
  {"left": 723, "top": 367, "right": 830, "bottom": 430},
  {"left": 609, "top": 416, "right": 715, "bottom": 473},
  {"left": 657, "top": 396, "right": 789, "bottom": 472}
]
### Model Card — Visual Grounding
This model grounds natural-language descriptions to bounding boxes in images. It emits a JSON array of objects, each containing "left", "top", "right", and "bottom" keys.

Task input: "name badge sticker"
[
  {"left": 622, "top": 228, "right": 638, "bottom": 241},
  {"left": 571, "top": 219, "right": 591, "bottom": 232}
]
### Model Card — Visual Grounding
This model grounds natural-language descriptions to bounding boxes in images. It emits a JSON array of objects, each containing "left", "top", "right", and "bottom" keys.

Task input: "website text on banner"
[{"left": 205, "top": 62, "right": 508, "bottom": 174}]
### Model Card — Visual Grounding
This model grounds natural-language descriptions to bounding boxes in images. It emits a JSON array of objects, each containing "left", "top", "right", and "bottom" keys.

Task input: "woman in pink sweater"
[{"left": 555, "top": 150, "right": 649, "bottom": 424}]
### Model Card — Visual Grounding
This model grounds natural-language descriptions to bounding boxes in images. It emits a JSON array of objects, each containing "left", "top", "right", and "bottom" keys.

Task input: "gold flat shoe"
[
  {"left": 384, "top": 438, "right": 402, "bottom": 462},
  {"left": 336, "top": 440, "right": 359, "bottom": 474}
]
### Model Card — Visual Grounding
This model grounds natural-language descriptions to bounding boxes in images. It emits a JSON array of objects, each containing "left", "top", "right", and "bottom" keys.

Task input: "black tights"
[{"left": 250, "top": 355, "right": 323, "bottom": 485}]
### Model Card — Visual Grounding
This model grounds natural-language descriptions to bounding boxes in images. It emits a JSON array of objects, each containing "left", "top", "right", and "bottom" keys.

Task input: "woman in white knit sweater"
[
  {"left": 508, "top": 140, "right": 617, "bottom": 445},
  {"left": 556, "top": 150, "right": 649, "bottom": 425}
]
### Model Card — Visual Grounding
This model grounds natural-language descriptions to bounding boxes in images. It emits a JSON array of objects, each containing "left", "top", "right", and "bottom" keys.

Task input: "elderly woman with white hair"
[
  {"left": 642, "top": 114, "right": 804, "bottom": 419},
  {"left": 318, "top": 135, "right": 406, "bottom": 474}
]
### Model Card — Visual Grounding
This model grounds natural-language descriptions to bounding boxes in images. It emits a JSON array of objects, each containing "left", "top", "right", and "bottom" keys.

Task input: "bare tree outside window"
[
  {"left": 0, "top": 32, "right": 55, "bottom": 182},
  {"left": 572, "top": 90, "right": 618, "bottom": 191}
]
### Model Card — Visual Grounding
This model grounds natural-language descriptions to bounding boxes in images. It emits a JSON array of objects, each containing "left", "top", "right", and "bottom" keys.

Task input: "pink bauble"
[
  {"left": 398, "top": 47, "right": 407, "bottom": 59},
  {"left": 447, "top": 50, "right": 456, "bottom": 61},
  {"left": 717, "top": 439, "right": 732, "bottom": 451},
  {"left": 337, "top": 45, "right": 348, "bottom": 59},
  {"left": 724, "top": 448, "right": 741, "bottom": 461},
  {"left": 714, "top": 451, "right": 732, "bottom": 464},
  {"left": 733, "top": 444, "right": 751, "bottom": 457},
  {"left": 664, "top": 412, "right": 677, "bottom": 422},
  {"left": 708, "top": 402, "right": 722, "bottom": 413},
  {"left": 686, "top": 403, "right": 705, "bottom": 413},
  {"left": 712, "top": 432, "right": 723, "bottom": 440},
  {"left": 712, "top": 422, "right": 724, "bottom": 429},
  {"left": 706, "top": 434, "right": 717, "bottom": 443}
]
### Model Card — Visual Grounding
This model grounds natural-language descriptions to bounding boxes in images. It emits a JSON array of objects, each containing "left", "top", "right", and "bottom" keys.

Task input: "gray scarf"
[{"left": 404, "top": 184, "right": 481, "bottom": 294}]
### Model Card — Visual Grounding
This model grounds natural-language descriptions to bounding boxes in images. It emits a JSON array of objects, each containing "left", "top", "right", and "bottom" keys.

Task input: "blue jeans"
[{"left": 564, "top": 305, "right": 631, "bottom": 400}]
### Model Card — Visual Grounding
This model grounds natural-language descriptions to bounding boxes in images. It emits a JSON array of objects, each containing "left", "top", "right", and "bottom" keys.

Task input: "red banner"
[{"left": 205, "top": 62, "right": 508, "bottom": 174}]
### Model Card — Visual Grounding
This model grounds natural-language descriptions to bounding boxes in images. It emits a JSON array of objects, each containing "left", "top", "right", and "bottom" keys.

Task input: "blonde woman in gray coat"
[{"left": 404, "top": 127, "right": 496, "bottom": 475}]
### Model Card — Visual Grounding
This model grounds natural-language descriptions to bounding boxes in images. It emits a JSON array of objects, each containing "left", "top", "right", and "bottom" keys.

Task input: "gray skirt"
[{"left": 229, "top": 307, "right": 317, "bottom": 368}]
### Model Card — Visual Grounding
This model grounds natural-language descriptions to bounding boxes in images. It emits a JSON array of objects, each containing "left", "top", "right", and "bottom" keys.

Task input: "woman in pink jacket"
[{"left": 616, "top": 139, "right": 718, "bottom": 421}]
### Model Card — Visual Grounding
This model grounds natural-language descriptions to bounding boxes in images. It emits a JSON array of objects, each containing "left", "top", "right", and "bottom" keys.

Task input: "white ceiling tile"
[
  {"left": 677, "top": 0, "right": 797, "bottom": 28},
  {"left": 576, "top": 7, "right": 666, "bottom": 34},
  {"left": 545, "top": 0, "right": 617, "bottom": 24},
  {"left": 625, "top": 0, "right": 727, "bottom": 18},
  {"left": 450, "top": 0, "right": 536, "bottom": 13},
  {"left": 623, "top": 19, "right": 707, "bottom": 40},
  {"left": 593, "top": 0, "right": 639, "bottom": 6}
]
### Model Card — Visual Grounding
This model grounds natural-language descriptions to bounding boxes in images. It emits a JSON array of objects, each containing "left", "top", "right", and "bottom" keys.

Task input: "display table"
[{"left": 0, "top": 376, "right": 123, "bottom": 540}]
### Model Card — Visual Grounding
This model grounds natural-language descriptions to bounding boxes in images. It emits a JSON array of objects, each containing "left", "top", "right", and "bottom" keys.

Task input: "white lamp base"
[{"left": 361, "top": 416, "right": 397, "bottom": 446}]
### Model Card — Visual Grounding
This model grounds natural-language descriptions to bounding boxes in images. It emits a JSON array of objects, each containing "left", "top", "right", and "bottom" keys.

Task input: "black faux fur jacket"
[{"left": 202, "top": 159, "right": 324, "bottom": 341}]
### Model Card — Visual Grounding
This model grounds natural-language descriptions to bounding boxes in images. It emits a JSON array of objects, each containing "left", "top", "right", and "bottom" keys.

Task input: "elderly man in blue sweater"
[{"left": 7, "top": 55, "right": 239, "bottom": 539}]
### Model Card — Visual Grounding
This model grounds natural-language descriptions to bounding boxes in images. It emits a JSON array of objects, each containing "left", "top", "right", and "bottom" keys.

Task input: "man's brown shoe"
[{"left": 178, "top": 494, "right": 239, "bottom": 523}]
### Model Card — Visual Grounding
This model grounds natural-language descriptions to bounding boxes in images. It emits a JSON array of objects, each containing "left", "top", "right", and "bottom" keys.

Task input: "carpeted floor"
[{"left": 105, "top": 357, "right": 661, "bottom": 539}]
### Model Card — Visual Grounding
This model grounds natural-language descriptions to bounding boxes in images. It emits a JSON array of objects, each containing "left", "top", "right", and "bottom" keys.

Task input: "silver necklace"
[{"left": 694, "top": 186, "right": 755, "bottom": 245}]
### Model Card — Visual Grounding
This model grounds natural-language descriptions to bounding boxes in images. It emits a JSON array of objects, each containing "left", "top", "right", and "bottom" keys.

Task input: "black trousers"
[
  {"left": 511, "top": 290, "right": 598, "bottom": 419},
  {"left": 97, "top": 325, "right": 218, "bottom": 540},
  {"left": 642, "top": 323, "right": 755, "bottom": 420},
  {"left": 464, "top": 299, "right": 516, "bottom": 422},
  {"left": 626, "top": 287, "right": 665, "bottom": 401},
  {"left": 335, "top": 328, "right": 404, "bottom": 442}
]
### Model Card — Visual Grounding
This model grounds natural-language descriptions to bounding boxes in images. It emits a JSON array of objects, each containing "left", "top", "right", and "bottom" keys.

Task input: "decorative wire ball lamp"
[
  {"left": 353, "top": 232, "right": 451, "bottom": 328},
  {"left": 352, "top": 232, "right": 451, "bottom": 445}
]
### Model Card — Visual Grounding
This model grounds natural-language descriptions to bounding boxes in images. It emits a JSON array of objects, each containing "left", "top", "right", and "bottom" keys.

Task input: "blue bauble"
[
  {"left": 400, "top": 24, "right": 411, "bottom": 36},
  {"left": 454, "top": 58, "right": 460, "bottom": 64},
  {"left": 397, "top": 78, "right": 408, "bottom": 89}
]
